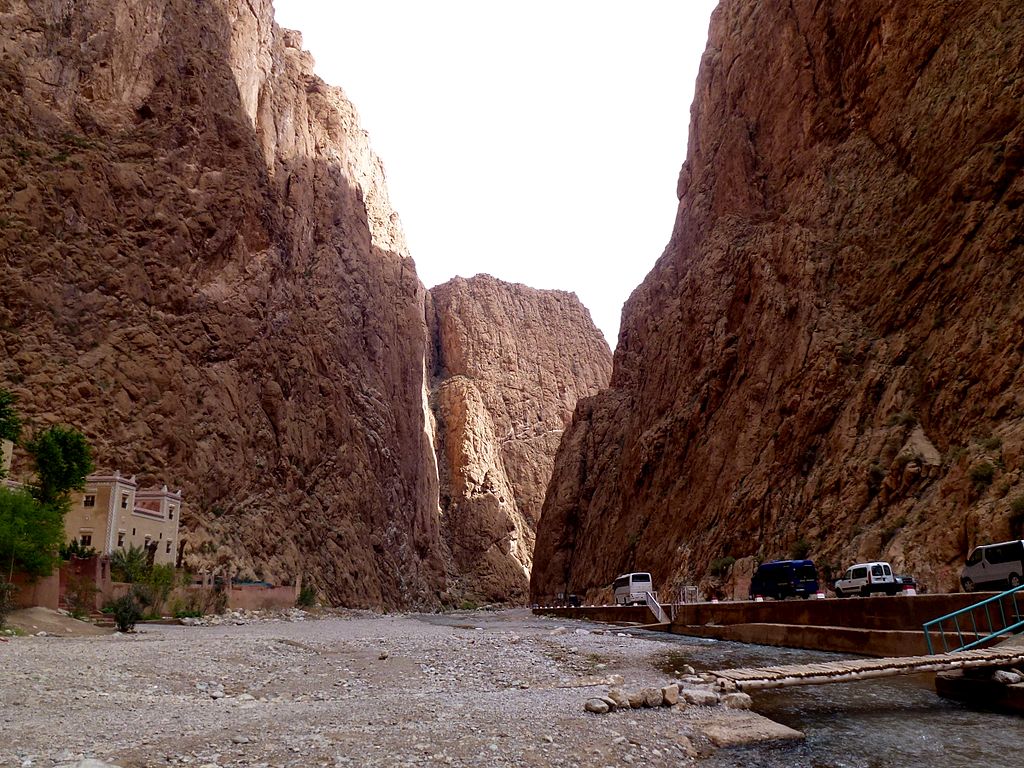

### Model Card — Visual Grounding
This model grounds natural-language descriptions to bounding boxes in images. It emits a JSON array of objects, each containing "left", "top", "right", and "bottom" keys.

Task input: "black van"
[{"left": 749, "top": 559, "right": 819, "bottom": 600}]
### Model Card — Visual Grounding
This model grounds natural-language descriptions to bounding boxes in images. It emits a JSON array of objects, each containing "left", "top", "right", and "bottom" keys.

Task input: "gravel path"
[{"left": 0, "top": 609, "right": 746, "bottom": 767}]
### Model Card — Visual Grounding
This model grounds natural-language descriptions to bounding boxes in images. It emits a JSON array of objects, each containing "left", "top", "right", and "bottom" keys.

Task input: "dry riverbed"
[{"left": 0, "top": 608, "right": 794, "bottom": 767}]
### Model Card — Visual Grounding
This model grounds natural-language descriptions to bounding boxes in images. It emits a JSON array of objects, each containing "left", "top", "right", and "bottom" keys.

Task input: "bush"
[
  {"left": 789, "top": 537, "right": 812, "bottom": 560},
  {"left": 64, "top": 572, "right": 98, "bottom": 619},
  {"left": 136, "top": 563, "right": 178, "bottom": 615},
  {"left": 969, "top": 462, "right": 996, "bottom": 487},
  {"left": 296, "top": 583, "right": 316, "bottom": 608},
  {"left": 60, "top": 538, "right": 98, "bottom": 560},
  {"left": 886, "top": 411, "right": 918, "bottom": 428},
  {"left": 1010, "top": 496, "right": 1024, "bottom": 537},
  {"left": 106, "top": 595, "right": 142, "bottom": 632},
  {"left": 978, "top": 435, "right": 1003, "bottom": 452},
  {"left": 709, "top": 556, "right": 736, "bottom": 578}
]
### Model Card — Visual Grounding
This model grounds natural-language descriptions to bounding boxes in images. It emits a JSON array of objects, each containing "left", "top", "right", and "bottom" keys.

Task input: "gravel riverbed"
[{"left": 0, "top": 609, "right": 762, "bottom": 767}]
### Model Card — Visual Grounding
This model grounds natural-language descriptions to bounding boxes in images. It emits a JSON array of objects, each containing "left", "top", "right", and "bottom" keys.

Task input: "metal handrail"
[
  {"left": 644, "top": 591, "right": 670, "bottom": 624},
  {"left": 923, "top": 583, "right": 1024, "bottom": 654}
]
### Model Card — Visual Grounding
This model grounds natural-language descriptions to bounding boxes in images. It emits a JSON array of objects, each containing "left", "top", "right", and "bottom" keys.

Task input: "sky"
[{"left": 272, "top": 1, "right": 719, "bottom": 347}]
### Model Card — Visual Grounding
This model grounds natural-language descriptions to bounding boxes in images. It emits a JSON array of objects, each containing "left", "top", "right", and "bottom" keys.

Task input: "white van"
[
  {"left": 960, "top": 540, "right": 1024, "bottom": 592},
  {"left": 613, "top": 572, "right": 653, "bottom": 605},
  {"left": 834, "top": 562, "right": 898, "bottom": 597}
]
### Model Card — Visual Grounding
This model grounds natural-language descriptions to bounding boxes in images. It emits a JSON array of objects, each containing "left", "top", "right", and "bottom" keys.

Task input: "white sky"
[{"left": 272, "top": 1, "right": 718, "bottom": 347}]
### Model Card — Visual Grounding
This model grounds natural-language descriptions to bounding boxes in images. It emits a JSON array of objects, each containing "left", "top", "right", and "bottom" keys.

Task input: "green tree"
[
  {"left": 24, "top": 425, "right": 93, "bottom": 507},
  {"left": 0, "top": 486, "right": 64, "bottom": 579},
  {"left": 0, "top": 389, "right": 21, "bottom": 444}
]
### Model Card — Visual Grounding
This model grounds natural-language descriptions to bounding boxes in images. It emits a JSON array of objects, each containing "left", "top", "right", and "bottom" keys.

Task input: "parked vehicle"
[
  {"left": 613, "top": 572, "right": 654, "bottom": 605},
  {"left": 960, "top": 539, "right": 1024, "bottom": 592},
  {"left": 748, "top": 559, "right": 819, "bottom": 600},
  {"left": 834, "top": 561, "right": 902, "bottom": 597}
]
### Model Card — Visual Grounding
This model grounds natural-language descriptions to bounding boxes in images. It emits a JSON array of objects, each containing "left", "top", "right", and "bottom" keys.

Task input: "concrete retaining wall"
[{"left": 535, "top": 593, "right": 1003, "bottom": 656}]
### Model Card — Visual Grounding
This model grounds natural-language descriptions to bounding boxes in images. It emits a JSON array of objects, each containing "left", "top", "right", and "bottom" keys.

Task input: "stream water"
[{"left": 653, "top": 635, "right": 1024, "bottom": 768}]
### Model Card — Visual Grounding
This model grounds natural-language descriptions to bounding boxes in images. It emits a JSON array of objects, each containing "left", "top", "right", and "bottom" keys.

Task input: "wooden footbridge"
[{"left": 711, "top": 645, "right": 1024, "bottom": 692}]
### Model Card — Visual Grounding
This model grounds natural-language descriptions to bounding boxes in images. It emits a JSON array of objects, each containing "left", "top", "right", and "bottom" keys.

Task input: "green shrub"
[
  {"left": 106, "top": 595, "right": 142, "bottom": 632},
  {"left": 1010, "top": 496, "right": 1024, "bottom": 537},
  {"left": 867, "top": 461, "right": 886, "bottom": 494},
  {"left": 886, "top": 411, "right": 917, "bottom": 428},
  {"left": 978, "top": 436, "right": 1003, "bottom": 452},
  {"left": 60, "top": 538, "right": 98, "bottom": 560},
  {"left": 709, "top": 556, "right": 736, "bottom": 578},
  {"left": 296, "top": 583, "right": 316, "bottom": 608},
  {"left": 969, "top": 462, "right": 996, "bottom": 487},
  {"left": 64, "top": 572, "right": 98, "bottom": 619},
  {"left": 789, "top": 537, "right": 812, "bottom": 560}
]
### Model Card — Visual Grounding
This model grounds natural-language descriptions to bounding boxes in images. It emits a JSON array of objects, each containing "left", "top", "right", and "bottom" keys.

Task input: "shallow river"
[{"left": 653, "top": 634, "right": 1024, "bottom": 768}]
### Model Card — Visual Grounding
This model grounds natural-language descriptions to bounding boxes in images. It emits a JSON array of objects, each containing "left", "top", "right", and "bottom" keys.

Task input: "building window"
[
  {"left": 79, "top": 534, "right": 92, "bottom": 547},
  {"left": 159, "top": 532, "right": 163, "bottom": 540},
  {"left": 121, "top": 493, "right": 129, "bottom": 509},
  {"left": 132, "top": 528, "right": 136, "bottom": 536},
  {"left": 166, "top": 541, "right": 172, "bottom": 554},
  {"left": 84, "top": 495, "right": 96, "bottom": 508},
  {"left": 168, "top": 506, "right": 175, "bottom": 520},
  {"left": 117, "top": 531, "right": 125, "bottom": 547}
]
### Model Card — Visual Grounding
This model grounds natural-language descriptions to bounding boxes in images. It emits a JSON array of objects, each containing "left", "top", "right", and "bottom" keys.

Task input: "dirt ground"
[
  {"left": 3, "top": 608, "right": 114, "bottom": 637},
  {"left": 0, "top": 609, "right": 790, "bottom": 767}
]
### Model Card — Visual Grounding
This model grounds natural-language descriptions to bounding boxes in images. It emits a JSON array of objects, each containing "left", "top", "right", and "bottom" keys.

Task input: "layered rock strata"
[
  {"left": 430, "top": 275, "right": 611, "bottom": 604},
  {"left": 532, "top": 0, "right": 1024, "bottom": 601}
]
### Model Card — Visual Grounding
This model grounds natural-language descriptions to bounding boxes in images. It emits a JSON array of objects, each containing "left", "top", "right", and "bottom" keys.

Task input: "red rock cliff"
[
  {"left": 532, "top": 0, "right": 1024, "bottom": 601},
  {"left": 430, "top": 275, "right": 611, "bottom": 604},
  {"left": 0, "top": 0, "right": 442, "bottom": 607}
]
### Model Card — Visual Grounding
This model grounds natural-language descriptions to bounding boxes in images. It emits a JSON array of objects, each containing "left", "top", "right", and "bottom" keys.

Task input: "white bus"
[{"left": 613, "top": 572, "right": 653, "bottom": 605}]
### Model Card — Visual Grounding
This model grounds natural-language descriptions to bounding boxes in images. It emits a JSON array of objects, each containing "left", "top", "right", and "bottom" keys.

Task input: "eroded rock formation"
[
  {"left": 532, "top": 0, "right": 1024, "bottom": 601},
  {"left": 430, "top": 276, "right": 611, "bottom": 604}
]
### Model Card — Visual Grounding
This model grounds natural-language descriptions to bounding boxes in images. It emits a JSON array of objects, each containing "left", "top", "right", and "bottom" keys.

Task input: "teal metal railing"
[{"left": 923, "top": 583, "right": 1024, "bottom": 654}]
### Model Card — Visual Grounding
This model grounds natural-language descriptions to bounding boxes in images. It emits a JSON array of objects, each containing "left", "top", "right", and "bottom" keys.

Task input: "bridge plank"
[{"left": 709, "top": 648, "right": 1024, "bottom": 692}]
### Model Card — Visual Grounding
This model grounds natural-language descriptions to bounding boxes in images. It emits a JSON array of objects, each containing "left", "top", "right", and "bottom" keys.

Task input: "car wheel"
[
  {"left": 1009, "top": 573, "right": 1022, "bottom": 589},
  {"left": 961, "top": 578, "right": 976, "bottom": 593},
  {"left": 834, "top": 588, "right": 844, "bottom": 598}
]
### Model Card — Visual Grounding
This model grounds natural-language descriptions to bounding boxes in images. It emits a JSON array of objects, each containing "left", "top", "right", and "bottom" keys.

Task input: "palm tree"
[{"left": 110, "top": 545, "right": 149, "bottom": 583}]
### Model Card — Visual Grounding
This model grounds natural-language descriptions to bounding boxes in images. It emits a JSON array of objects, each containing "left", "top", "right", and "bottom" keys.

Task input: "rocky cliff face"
[
  {"left": 0, "top": 0, "right": 441, "bottom": 607},
  {"left": 532, "top": 0, "right": 1024, "bottom": 601},
  {"left": 430, "top": 276, "right": 611, "bottom": 604},
  {"left": 0, "top": 0, "right": 611, "bottom": 607}
]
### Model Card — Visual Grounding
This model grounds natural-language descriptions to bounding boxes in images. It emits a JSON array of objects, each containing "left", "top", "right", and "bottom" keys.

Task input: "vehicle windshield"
[
  {"left": 966, "top": 549, "right": 982, "bottom": 566},
  {"left": 632, "top": 573, "right": 651, "bottom": 583}
]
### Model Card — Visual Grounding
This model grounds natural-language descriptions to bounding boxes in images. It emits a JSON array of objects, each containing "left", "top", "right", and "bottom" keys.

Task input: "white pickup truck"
[{"left": 834, "top": 561, "right": 909, "bottom": 597}]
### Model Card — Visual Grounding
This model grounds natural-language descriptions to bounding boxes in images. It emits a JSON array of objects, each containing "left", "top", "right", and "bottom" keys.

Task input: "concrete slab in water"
[{"left": 699, "top": 711, "right": 804, "bottom": 747}]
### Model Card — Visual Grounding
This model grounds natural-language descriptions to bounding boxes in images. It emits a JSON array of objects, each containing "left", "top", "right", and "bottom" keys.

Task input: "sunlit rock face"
[
  {"left": 430, "top": 275, "right": 611, "bottom": 604},
  {"left": 0, "top": 0, "right": 441, "bottom": 607},
  {"left": 531, "top": 0, "right": 1024, "bottom": 602}
]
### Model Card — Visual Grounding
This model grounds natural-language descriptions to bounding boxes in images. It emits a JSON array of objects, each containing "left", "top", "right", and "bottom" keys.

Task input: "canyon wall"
[
  {"left": 532, "top": 0, "right": 1024, "bottom": 601},
  {"left": 0, "top": 0, "right": 611, "bottom": 606},
  {"left": 429, "top": 275, "right": 611, "bottom": 604},
  {"left": 0, "top": 0, "right": 442, "bottom": 607}
]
